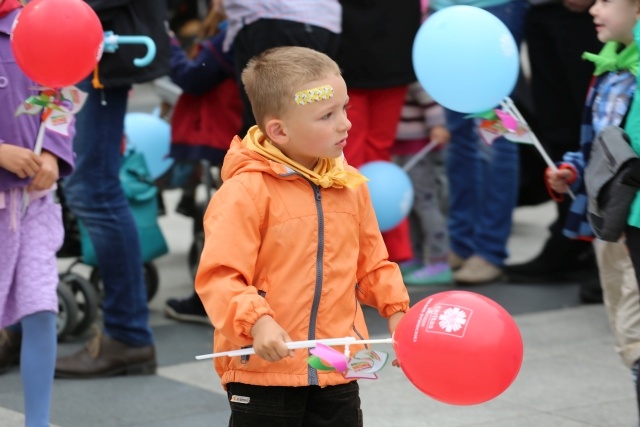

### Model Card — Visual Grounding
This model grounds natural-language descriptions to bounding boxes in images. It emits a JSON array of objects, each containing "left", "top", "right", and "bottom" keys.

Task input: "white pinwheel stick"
[
  {"left": 195, "top": 337, "right": 393, "bottom": 360},
  {"left": 21, "top": 120, "right": 46, "bottom": 217},
  {"left": 500, "top": 97, "right": 575, "bottom": 200},
  {"left": 402, "top": 140, "right": 440, "bottom": 173}
]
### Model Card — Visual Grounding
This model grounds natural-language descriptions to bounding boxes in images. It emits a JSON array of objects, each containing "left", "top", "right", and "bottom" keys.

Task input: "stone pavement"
[{"left": 1, "top": 85, "right": 637, "bottom": 426}]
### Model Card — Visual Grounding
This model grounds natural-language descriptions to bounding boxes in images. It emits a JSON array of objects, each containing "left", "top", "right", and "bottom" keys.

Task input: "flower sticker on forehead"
[{"left": 294, "top": 85, "right": 334, "bottom": 106}]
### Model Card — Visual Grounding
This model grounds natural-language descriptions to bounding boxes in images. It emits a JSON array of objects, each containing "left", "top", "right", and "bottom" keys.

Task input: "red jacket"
[{"left": 170, "top": 77, "right": 243, "bottom": 164}]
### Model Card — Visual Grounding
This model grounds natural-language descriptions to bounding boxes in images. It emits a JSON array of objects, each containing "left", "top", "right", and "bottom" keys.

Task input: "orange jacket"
[{"left": 195, "top": 136, "right": 410, "bottom": 388}]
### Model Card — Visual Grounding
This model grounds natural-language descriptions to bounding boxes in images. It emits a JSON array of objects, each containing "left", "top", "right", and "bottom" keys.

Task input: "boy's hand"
[
  {"left": 429, "top": 125, "right": 451, "bottom": 146},
  {"left": 28, "top": 151, "right": 59, "bottom": 191},
  {"left": 0, "top": 144, "right": 43, "bottom": 179},
  {"left": 250, "top": 315, "right": 294, "bottom": 362},
  {"left": 546, "top": 167, "right": 574, "bottom": 194},
  {"left": 388, "top": 312, "right": 405, "bottom": 367}
]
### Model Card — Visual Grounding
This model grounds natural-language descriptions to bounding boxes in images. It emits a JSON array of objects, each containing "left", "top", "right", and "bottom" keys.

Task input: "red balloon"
[
  {"left": 11, "top": 0, "right": 103, "bottom": 88},
  {"left": 393, "top": 291, "right": 523, "bottom": 405}
]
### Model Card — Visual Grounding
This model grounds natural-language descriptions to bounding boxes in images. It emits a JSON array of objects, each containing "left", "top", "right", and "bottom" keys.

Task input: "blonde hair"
[{"left": 241, "top": 46, "right": 342, "bottom": 129}]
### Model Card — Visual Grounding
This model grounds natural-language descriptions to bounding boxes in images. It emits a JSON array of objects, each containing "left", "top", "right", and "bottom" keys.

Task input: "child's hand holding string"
[
  {"left": 0, "top": 144, "right": 42, "bottom": 178},
  {"left": 250, "top": 315, "right": 295, "bottom": 362}
]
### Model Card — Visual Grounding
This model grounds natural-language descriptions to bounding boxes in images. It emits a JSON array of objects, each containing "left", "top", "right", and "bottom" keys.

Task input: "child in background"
[
  {"left": 0, "top": 1, "right": 75, "bottom": 425},
  {"left": 394, "top": 82, "right": 452, "bottom": 286},
  {"left": 163, "top": 4, "right": 243, "bottom": 324},
  {"left": 546, "top": 0, "right": 640, "bottom": 420},
  {"left": 195, "top": 46, "right": 410, "bottom": 426}
]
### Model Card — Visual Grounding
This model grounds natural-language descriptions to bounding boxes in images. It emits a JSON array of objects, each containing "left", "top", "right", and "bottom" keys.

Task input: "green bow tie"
[{"left": 582, "top": 41, "right": 638, "bottom": 76}]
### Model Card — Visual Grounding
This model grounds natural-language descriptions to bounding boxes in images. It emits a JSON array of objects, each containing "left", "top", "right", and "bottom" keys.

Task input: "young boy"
[
  {"left": 194, "top": 46, "right": 410, "bottom": 426},
  {"left": 546, "top": 0, "right": 640, "bottom": 421}
]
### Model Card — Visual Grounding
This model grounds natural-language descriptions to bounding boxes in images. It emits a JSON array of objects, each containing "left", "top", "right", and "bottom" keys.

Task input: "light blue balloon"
[
  {"left": 412, "top": 5, "right": 519, "bottom": 113},
  {"left": 124, "top": 112, "right": 174, "bottom": 180},
  {"left": 359, "top": 161, "right": 414, "bottom": 232}
]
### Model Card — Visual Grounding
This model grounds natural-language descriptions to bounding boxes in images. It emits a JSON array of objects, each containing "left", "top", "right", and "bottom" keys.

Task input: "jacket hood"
[{"left": 221, "top": 135, "right": 294, "bottom": 183}]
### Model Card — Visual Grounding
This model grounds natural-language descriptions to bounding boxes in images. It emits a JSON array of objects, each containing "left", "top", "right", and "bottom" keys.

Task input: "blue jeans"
[
  {"left": 63, "top": 78, "right": 153, "bottom": 346},
  {"left": 445, "top": 0, "right": 528, "bottom": 267}
]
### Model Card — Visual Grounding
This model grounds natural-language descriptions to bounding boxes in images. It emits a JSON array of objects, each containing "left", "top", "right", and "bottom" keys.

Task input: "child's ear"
[{"left": 264, "top": 118, "right": 289, "bottom": 145}]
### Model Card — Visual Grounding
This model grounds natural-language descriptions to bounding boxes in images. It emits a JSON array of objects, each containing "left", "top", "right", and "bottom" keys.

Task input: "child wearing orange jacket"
[{"left": 195, "top": 46, "right": 410, "bottom": 426}]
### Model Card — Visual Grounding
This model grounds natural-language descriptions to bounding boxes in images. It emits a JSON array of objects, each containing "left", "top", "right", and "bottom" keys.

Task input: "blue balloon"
[
  {"left": 124, "top": 112, "right": 174, "bottom": 180},
  {"left": 359, "top": 161, "right": 414, "bottom": 232},
  {"left": 412, "top": 5, "right": 519, "bottom": 113}
]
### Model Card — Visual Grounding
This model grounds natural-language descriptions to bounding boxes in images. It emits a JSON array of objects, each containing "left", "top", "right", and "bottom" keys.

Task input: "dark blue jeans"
[
  {"left": 63, "top": 78, "right": 153, "bottom": 346},
  {"left": 445, "top": 0, "right": 528, "bottom": 267},
  {"left": 227, "top": 382, "right": 363, "bottom": 427}
]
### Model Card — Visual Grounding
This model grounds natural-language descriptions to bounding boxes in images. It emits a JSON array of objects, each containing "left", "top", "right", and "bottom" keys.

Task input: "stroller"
[{"left": 56, "top": 137, "right": 168, "bottom": 341}]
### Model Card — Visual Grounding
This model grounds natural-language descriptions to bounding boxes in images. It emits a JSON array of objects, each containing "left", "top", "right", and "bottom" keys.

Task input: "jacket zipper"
[{"left": 308, "top": 182, "right": 324, "bottom": 385}]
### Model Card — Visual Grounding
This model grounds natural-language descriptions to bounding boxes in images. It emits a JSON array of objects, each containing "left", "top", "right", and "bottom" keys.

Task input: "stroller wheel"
[
  {"left": 56, "top": 282, "right": 79, "bottom": 342},
  {"left": 89, "top": 263, "right": 159, "bottom": 303},
  {"left": 188, "top": 231, "right": 204, "bottom": 280},
  {"left": 143, "top": 262, "right": 159, "bottom": 302},
  {"left": 59, "top": 272, "right": 99, "bottom": 337}
]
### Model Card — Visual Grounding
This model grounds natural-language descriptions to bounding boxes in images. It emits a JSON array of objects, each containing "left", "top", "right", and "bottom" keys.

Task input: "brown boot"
[
  {"left": 55, "top": 331, "right": 156, "bottom": 378},
  {"left": 0, "top": 328, "right": 21, "bottom": 374}
]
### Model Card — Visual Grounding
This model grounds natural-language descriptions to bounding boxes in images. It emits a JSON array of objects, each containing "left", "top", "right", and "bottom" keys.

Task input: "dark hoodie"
[{"left": 86, "top": 0, "right": 170, "bottom": 87}]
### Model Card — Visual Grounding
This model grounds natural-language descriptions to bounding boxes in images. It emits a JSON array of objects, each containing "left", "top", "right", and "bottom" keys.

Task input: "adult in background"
[
  {"left": 54, "top": 0, "right": 170, "bottom": 378},
  {"left": 338, "top": 0, "right": 422, "bottom": 264},
  {"left": 220, "top": 0, "right": 342, "bottom": 135},
  {"left": 431, "top": 0, "right": 529, "bottom": 284}
]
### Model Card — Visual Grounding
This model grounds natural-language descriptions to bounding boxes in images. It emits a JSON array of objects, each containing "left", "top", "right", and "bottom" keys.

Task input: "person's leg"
[
  {"left": 450, "top": 0, "right": 526, "bottom": 283},
  {"left": 444, "top": 109, "right": 479, "bottom": 260},
  {"left": 350, "top": 86, "right": 413, "bottom": 262},
  {"left": 302, "top": 382, "right": 362, "bottom": 427},
  {"left": 468, "top": 0, "right": 527, "bottom": 268},
  {"left": 20, "top": 311, "right": 56, "bottom": 427},
  {"left": 594, "top": 239, "right": 640, "bottom": 368},
  {"left": 63, "top": 79, "right": 152, "bottom": 347},
  {"left": 57, "top": 79, "right": 155, "bottom": 378},
  {"left": 620, "top": 227, "right": 640, "bottom": 423},
  {"left": 472, "top": 135, "right": 519, "bottom": 267},
  {"left": 361, "top": 86, "right": 409, "bottom": 164},
  {"left": 402, "top": 152, "right": 453, "bottom": 285},
  {"left": 233, "top": 19, "right": 340, "bottom": 135}
]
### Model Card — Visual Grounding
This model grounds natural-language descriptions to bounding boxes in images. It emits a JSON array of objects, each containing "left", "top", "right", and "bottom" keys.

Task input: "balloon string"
[{"left": 195, "top": 337, "right": 393, "bottom": 360}]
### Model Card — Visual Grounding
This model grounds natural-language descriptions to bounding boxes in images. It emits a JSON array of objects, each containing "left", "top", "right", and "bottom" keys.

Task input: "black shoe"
[
  {"left": 505, "top": 235, "right": 597, "bottom": 283},
  {"left": 579, "top": 277, "right": 604, "bottom": 304},
  {"left": 0, "top": 328, "right": 21, "bottom": 374},
  {"left": 164, "top": 294, "right": 210, "bottom": 325},
  {"left": 175, "top": 194, "right": 197, "bottom": 218}
]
